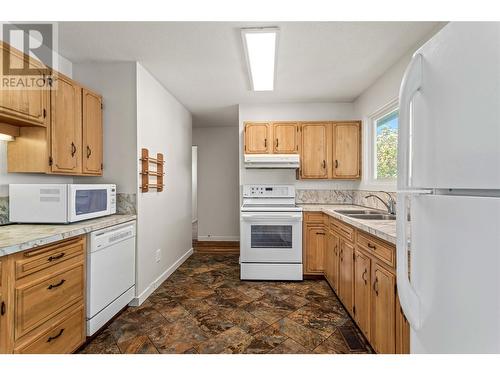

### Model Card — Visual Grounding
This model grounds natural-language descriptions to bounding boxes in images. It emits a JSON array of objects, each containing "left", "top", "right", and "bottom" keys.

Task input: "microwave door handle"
[{"left": 398, "top": 53, "right": 423, "bottom": 191}]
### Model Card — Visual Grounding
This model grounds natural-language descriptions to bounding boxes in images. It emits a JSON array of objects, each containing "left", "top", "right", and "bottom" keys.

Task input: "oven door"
[
  {"left": 68, "top": 185, "right": 111, "bottom": 222},
  {"left": 240, "top": 211, "right": 302, "bottom": 263}
]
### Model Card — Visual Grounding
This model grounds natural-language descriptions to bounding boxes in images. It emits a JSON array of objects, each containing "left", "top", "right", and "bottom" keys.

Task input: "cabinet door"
[
  {"left": 0, "top": 258, "right": 11, "bottom": 353},
  {"left": 273, "top": 122, "right": 298, "bottom": 154},
  {"left": 82, "top": 89, "right": 103, "bottom": 175},
  {"left": 244, "top": 123, "right": 270, "bottom": 153},
  {"left": 331, "top": 231, "right": 340, "bottom": 293},
  {"left": 332, "top": 122, "right": 361, "bottom": 179},
  {"left": 324, "top": 230, "right": 334, "bottom": 286},
  {"left": 50, "top": 75, "right": 82, "bottom": 174},
  {"left": 300, "top": 123, "right": 330, "bottom": 179},
  {"left": 304, "top": 225, "right": 325, "bottom": 274},
  {"left": 0, "top": 43, "right": 48, "bottom": 127},
  {"left": 395, "top": 293, "right": 410, "bottom": 354},
  {"left": 354, "top": 249, "right": 371, "bottom": 340},
  {"left": 371, "top": 263, "right": 396, "bottom": 354},
  {"left": 339, "top": 240, "right": 354, "bottom": 313}
]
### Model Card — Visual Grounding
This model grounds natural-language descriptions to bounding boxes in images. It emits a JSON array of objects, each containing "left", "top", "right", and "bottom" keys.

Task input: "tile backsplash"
[
  {"left": 296, "top": 189, "right": 396, "bottom": 211},
  {"left": 116, "top": 193, "right": 137, "bottom": 214},
  {"left": 0, "top": 196, "right": 9, "bottom": 225}
]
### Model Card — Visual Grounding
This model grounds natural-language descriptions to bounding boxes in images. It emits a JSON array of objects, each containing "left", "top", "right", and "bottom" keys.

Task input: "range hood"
[{"left": 244, "top": 154, "right": 300, "bottom": 169}]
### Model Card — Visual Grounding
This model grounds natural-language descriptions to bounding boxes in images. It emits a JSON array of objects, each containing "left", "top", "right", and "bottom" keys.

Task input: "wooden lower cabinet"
[
  {"left": 371, "top": 262, "right": 396, "bottom": 354},
  {"left": 0, "top": 236, "right": 86, "bottom": 354},
  {"left": 304, "top": 224, "right": 326, "bottom": 274},
  {"left": 339, "top": 239, "right": 354, "bottom": 314},
  {"left": 396, "top": 292, "right": 411, "bottom": 354},
  {"left": 354, "top": 249, "right": 371, "bottom": 340},
  {"left": 324, "top": 229, "right": 340, "bottom": 292},
  {"left": 306, "top": 211, "right": 410, "bottom": 354}
]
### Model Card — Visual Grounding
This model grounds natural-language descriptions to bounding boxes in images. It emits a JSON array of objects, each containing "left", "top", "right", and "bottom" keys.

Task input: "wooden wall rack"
[{"left": 140, "top": 148, "right": 165, "bottom": 192}]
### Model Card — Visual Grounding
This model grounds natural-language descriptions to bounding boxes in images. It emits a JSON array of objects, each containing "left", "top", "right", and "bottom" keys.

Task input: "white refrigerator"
[{"left": 396, "top": 22, "right": 500, "bottom": 353}]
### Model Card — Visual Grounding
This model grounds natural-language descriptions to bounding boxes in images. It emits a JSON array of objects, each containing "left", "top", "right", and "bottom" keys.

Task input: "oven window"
[
  {"left": 75, "top": 189, "right": 107, "bottom": 215},
  {"left": 251, "top": 225, "right": 292, "bottom": 248}
]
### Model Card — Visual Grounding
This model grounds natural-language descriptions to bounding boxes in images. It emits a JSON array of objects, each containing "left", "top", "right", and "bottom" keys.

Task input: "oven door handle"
[{"left": 241, "top": 213, "right": 303, "bottom": 221}]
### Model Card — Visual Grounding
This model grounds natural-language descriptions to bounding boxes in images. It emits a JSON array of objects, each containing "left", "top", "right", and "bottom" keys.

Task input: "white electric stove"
[{"left": 240, "top": 185, "right": 303, "bottom": 280}]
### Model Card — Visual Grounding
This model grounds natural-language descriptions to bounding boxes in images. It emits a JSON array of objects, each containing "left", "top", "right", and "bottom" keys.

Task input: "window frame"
[{"left": 363, "top": 98, "right": 399, "bottom": 190}]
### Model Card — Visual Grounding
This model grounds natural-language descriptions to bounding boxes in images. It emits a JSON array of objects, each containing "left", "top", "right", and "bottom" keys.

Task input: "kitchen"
[{"left": 1, "top": 2, "right": 500, "bottom": 371}]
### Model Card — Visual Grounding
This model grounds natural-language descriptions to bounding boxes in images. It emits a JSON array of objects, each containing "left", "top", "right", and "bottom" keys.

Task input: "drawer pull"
[
  {"left": 367, "top": 243, "right": 377, "bottom": 250},
  {"left": 47, "top": 252, "right": 65, "bottom": 262},
  {"left": 315, "top": 232, "right": 325, "bottom": 235},
  {"left": 1, "top": 301, "right": 5, "bottom": 316},
  {"left": 46, "top": 328, "right": 64, "bottom": 343},
  {"left": 47, "top": 279, "right": 66, "bottom": 290}
]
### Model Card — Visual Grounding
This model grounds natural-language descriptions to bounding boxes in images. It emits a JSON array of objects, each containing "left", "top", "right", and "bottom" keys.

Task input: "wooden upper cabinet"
[
  {"left": 50, "top": 75, "right": 82, "bottom": 174},
  {"left": 273, "top": 122, "right": 298, "bottom": 154},
  {"left": 0, "top": 43, "right": 48, "bottom": 127},
  {"left": 300, "top": 122, "right": 330, "bottom": 179},
  {"left": 82, "top": 89, "right": 103, "bottom": 175},
  {"left": 354, "top": 249, "right": 371, "bottom": 340},
  {"left": 304, "top": 222, "right": 326, "bottom": 275},
  {"left": 371, "top": 262, "right": 396, "bottom": 354},
  {"left": 332, "top": 122, "right": 361, "bottom": 179},
  {"left": 244, "top": 122, "right": 270, "bottom": 154},
  {"left": 339, "top": 239, "right": 355, "bottom": 314}
]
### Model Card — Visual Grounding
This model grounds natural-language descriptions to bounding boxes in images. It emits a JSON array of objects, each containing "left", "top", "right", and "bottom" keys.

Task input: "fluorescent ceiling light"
[
  {"left": 241, "top": 28, "right": 279, "bottom": 91},
  {"left": 0, "top": 133, "right": 15, "bottom": 142}
]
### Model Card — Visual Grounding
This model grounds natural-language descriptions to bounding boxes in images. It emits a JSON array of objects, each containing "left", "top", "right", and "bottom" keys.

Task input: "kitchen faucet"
[{"left": 364, "top": 191, "right": 396, "bottom": 215}]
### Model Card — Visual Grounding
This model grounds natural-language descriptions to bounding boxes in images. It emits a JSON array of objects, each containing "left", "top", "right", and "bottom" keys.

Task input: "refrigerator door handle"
[
  {"left": 396, "top": 192, "right": 422, "bottom": 330},
  {"left": 398, "top": 53, "right": 423, "bottom": 191}
]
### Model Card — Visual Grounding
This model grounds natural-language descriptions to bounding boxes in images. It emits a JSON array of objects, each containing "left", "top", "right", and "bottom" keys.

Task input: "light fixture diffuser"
[{"left": 241, "top": 27, "right": 279, "bottom": 91}]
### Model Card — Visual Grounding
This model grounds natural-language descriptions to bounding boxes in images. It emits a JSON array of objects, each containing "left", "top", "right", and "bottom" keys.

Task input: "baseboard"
[
  {"left": 197, "top": 235, "right": 239, "bottom": 241},
  {"left": 194, "top": 240, "right": 240, "bottom": 254},
  {"left": 130, "top": 247, "right": 193, "bottom": 306}
]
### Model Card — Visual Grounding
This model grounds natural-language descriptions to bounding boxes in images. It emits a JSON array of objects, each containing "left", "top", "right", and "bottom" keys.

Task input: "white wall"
[
  {"left": 135, "top": 63, "right": 192, "bottom": 303},
  {"left": 192, "top": 146, "right": 198, "bottom": 222},
  {"left": 238, "top": 102, "right": 359, "bottom": 191},
  {"left": 193, "top": 126, "right": 239, "bottom": 241},
  {"left": 72, "top": 62, "right": 137, "bottom": 193}
]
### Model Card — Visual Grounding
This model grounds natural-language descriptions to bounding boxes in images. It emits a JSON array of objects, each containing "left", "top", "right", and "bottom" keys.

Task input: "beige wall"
[{"left": 193, "top": 126, "right": 239, "bottom": 241}]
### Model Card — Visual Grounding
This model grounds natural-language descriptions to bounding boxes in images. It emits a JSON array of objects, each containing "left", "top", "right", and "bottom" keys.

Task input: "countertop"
[
  {"left": 299, "top": 204, "right": 396, "bottom": 245},
  {"left": 0, "top": 214, "right": 137, "bottom": 257}
]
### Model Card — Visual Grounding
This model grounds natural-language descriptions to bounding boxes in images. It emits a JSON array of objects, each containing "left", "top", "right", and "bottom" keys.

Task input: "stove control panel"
[{"left": 243, "top": 185, "right": 295, "bottom": 198}]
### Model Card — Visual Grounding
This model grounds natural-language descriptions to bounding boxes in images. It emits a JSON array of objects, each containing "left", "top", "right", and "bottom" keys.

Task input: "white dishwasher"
[{"left": 87, "top": 221, "right": 136, "bottom": 336}]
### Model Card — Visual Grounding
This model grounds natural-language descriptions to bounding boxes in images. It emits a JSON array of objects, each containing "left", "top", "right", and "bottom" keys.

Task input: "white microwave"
[{"left": 9, "top": 184, "right": 117, "bottom": 224}]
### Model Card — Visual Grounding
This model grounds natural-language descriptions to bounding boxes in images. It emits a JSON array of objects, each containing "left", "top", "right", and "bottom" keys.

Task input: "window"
[{"left": 373, "top": 107, "right": 399, "bottom": 180}]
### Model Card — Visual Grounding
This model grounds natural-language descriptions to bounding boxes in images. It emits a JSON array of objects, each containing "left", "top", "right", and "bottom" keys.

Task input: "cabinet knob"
[
  {"left": 373, "top": 277, "right": 379, "bottom": 296},
  {"left": 362, "top": 269, "right": 368, "bottom": 284},
  {"left": 335, "top": 159, "right": 339, "bottom": 168},
  {"left": 71, "top": 142, "right": 76, "bottom": 157},
  {"left": 1, "top": 301, "right": 5, "bottom": 316},
  {"left": 86, "top": 145, "right": 92, "bottom": 158},
  {"left": 322, "top": 160, "right": 326, "bottom": 169}
]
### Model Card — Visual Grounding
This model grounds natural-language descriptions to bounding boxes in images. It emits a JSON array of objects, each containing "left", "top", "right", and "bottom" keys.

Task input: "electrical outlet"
[{"left": 155, "top": 249, "right": 161, "bottom": 263}]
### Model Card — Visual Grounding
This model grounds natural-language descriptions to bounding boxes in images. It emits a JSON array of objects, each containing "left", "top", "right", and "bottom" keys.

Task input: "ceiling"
[{"left": 59, "top": 22, "right": 441, "bottom": 127}]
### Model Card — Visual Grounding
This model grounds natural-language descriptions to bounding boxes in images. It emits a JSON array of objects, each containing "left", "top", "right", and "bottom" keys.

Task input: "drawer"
[
  {"left": 15, "top": 236, "right": 85, "bottom": 281},
  {"left": 15, "top": 263, "right": 84, "bottom": 339},
  {"left": 357, "top": 231, "right": 395, "bottom": 268},
  {"left": 329, "top": 217, "right": 354, "bottom": 242},
  {"left": 304, "top": 212, "right": 325, "bottom": 224},
  {"left": 15, "top": 305, "right": 85, "bottom": 354}
]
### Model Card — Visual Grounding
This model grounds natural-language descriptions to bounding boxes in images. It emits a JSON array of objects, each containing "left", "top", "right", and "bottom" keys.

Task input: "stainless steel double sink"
[{"left": 334, "top": 209, "right": 396, "bottom": 221}]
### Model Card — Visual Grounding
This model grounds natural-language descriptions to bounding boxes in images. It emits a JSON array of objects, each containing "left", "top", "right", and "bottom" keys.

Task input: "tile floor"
[{"left": 79, "top": 253, "right": 373, "bottom": 354}]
